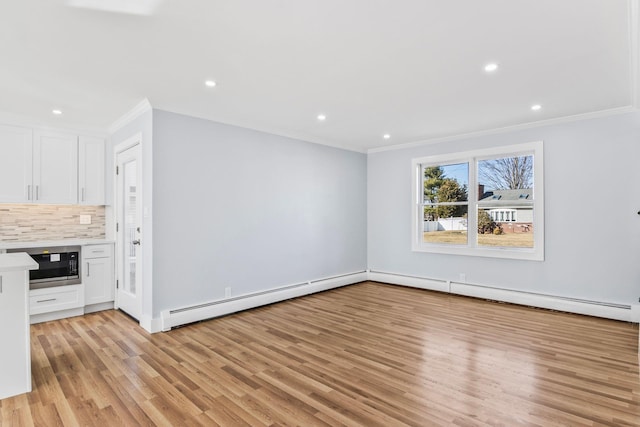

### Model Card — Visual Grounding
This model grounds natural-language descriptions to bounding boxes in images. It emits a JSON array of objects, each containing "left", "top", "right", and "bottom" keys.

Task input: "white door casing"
[{"left": 114, "top": 138, "right": 143, "bottom": 321}]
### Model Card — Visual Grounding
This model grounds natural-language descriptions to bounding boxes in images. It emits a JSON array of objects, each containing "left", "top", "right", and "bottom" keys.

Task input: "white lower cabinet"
[
  {"left": 29, "top": 243, "right": 115, "bottom": 324},
  {"left": 30, "top": 285, "right": 84, "bottom": 315},
  {"left": 0, "top": 269, "right": 31, "bottom": 399},
  {"left": 83, "top": 244, "right": 114, "bottom": 310}
]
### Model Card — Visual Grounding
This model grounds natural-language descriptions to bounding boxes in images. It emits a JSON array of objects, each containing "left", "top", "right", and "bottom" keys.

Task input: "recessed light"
[
  {"left": 317, "top": 114, "right": 326, "bottom": 121},
  {"left": 383, "top": 134, "right": 391, "bottom": 140},
  {"left": 52, "top": 109, "right": 62, "bottom": 115},
  {"left": 205, "top": 80, "right": 216, "bottom": 87},
  {"left": 531, "top": 104, "right": 542, "bottom": 111},
  {"left": 484, "top": 63, "right": 498, "bottom": 72}
]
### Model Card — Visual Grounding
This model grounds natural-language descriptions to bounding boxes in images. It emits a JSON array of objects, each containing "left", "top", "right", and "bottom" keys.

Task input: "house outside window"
[
  {"left": 411, "top": 141, "right": 544, "bottom": 260},
  {"left": 490, "top": 209, "right": 517, "bottom": 222},
  {"left": 489, "top": 209, "right": 518, "bottom": 222}
]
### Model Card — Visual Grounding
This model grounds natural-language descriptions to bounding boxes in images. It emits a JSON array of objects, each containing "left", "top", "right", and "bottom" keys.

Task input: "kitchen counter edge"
[
  {"left": 0, "top": 252, "right": 39, "bottom": 271},
  {"left": 0, "top": 239, "right": 115, "bottom": 250}
]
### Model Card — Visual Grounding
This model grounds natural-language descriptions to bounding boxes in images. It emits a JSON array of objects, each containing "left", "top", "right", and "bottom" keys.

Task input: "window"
[{"left": 411, "top": 141, "right": 544, "bottom": 260}]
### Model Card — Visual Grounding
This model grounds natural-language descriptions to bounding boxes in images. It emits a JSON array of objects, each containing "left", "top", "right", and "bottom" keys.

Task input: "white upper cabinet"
[
  {"left": 78, "top": 136, "right": 105, "bottom": 205},
  {"left": 33, "top": 131, "right": 78, "bottom": 204},
  {"left": 0, "top": 124, "right": 106, "bottom": 205},
  {"left": 0, "top": 125, "right": 33, "bottom": 203}
]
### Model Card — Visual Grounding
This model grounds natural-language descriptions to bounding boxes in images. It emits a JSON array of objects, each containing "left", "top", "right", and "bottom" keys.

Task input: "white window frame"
[{"left": 411, "top": 140, "right": 544, "bottom": 261}]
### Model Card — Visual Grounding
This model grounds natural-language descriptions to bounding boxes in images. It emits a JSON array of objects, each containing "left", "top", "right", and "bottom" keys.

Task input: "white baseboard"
[
  {"left": 30, "top": 307, "right": 84, "bottom": 324},
  {"left": 368, "top": 271, "right": 450, "bottom": 293},
  {"left": 149, "top": 270, "right": 638, "bottom": 333},
  {"left": 368, "top": 271, "right": 638, "bottom": 323},
  {"left": 160, "top": 271, "right": 368, "bottom": 331},
  {"left": 140, "top": 314, "right": 162, "bottom": 334},
  {"left": 84, "top": 301, "right": 114, "bottom": 314}
]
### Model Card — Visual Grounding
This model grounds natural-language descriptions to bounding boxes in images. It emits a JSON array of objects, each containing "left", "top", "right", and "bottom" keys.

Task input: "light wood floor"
[{"left": 1, "top": 281, "right": 639, "bottom": 426}]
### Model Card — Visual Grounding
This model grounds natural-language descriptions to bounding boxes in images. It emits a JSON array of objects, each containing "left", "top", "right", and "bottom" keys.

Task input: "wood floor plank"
[
  {"left": 1, "top": 281, "right": 638, "bottom": 425},
  {"left": 47, "top": 398, "right": 78, "bottom": 427},
  {"left": 29, "top": 402, "right": 64, "bottom": 427},
  {"left": 202, "top": 396, "right": 253, "bottom": 427},
  {"left": 98, "top": 370, "right": 157, "bottom": 426}
]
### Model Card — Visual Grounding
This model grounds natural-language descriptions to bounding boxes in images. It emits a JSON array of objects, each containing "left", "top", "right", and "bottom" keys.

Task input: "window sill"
[{"left": 412, "top": 243, "right": 544, "bottom": 261}]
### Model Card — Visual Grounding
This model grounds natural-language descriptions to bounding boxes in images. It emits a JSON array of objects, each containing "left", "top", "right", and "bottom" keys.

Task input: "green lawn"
[{"left": 423, "top": 231, "right": 533, "bottom": 248}]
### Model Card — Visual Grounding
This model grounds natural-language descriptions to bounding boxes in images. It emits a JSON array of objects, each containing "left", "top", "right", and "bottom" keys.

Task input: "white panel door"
[
  {"left": 115, "top": 143, "right": 142, "bottom": 320},
  {"left": 0, "top": 125, "right": 32, "bottom": 202},
  {"left": 33, "top": 131, "right": 78, "bottom": 204},
  {"left": 79, "top": 136, "right": 105, "bottom": 205}
]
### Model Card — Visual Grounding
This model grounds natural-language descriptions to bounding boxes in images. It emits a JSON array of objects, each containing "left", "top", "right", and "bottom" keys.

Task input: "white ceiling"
[{"left": 0, "top": 0, "right": 636, "bottom": 152}]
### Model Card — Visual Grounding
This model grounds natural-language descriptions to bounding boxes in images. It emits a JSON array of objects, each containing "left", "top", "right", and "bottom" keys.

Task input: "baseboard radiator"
[
  {"left": 368, "top": 270, "right": 639, "bottom": 323},
  {"left": 160, "top": 271, "right": 368, "bottom": 331}
]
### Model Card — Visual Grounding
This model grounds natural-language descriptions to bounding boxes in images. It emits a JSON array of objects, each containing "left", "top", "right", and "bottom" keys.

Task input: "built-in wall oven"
[{"left": 7, "top": 246, "right": 81, "bottom": 290}]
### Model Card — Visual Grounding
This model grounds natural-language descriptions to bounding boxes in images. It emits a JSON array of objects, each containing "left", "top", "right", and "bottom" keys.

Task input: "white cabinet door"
[
  {"left": 30, "top": 285, "right": 84, "bottom": 315},
  {"left": 78, "top": 136, "right": 105, "bottom": 205},
  {"left": 0, "top": 270, "right": 31, "bottom": 399},
  {"left": 33, "top": 131, "right": 78, "bottom": 204},
  {"left": 0, "top": 125, "right": 33, "bottom": 202},
  {"left": 83, "top": 246, "right": 114, "bottom": 306}
]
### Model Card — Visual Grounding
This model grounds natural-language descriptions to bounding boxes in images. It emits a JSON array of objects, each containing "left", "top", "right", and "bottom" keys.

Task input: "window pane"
[
  {"left": 477, "top": 155, "right": 533, "bottom": 203},
  {"left": 477, "top": 154, "right": 534, "bottom": 248},
  {"left": 477, "top": 208, "right": 533, "bottom": 248},
  {"left": 423, "top": 205, "right": 468, "bottom": 245},
  {"left": 423, "top": 163, "right": 468, "bottom": 204}
]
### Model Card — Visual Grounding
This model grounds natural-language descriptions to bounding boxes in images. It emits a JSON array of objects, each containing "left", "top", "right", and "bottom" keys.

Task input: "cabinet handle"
[
  {"left": 36, "top": 185, "right": 39, "bottom": 200},
  {"left": 0, "top": 275, "right": 3, "bottom": 293},
  {"left": 37, "top": 298, "right": 56, "bottom": 303},
  {"left": 87, "top": 262, "right": 90, "bottom": 277},
  {"left": 27, "top": 185, "right": 31, "bottom": 201},
  {"left": 82, "top": 187, "right": 85, "bottom": 202}
]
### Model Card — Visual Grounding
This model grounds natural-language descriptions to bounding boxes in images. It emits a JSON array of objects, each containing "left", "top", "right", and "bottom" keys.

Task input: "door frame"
[{"left": 113, "top": 133, "right": 143, "bottom": 322}]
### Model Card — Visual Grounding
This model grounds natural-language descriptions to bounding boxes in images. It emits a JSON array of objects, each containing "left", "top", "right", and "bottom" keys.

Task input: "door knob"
[{"left": 132, "top": 240, "right": 141, "bottom": 245}]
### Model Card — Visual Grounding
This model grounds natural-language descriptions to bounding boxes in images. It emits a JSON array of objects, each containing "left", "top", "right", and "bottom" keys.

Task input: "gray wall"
[
  {"left": 368, "top": 112, "right": 640, "bottom": 305},
  {"left": 152, "top": 110, "right": 367, "bottom": 316}
]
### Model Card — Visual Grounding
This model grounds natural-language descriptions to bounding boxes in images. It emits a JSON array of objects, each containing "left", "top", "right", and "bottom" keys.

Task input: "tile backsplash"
[{"left": 0, "top": 204, "right": 106, "bottom": 242}]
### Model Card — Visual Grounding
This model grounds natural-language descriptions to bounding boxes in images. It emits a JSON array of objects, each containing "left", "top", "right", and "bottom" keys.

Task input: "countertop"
[
  {"left": 0, "top": 252, "right": 39, "bottom": 271},
  {"left": 0, "top": 239, "right": 115, "bottom": 250}
]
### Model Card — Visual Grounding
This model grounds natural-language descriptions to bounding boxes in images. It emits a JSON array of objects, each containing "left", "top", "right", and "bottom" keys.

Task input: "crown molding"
[
  {"left": 108, "top": 98, "right": 152, "bottom": 134},
  {"left": 367, "top": 106, "right": 637, "bottom": 154}
]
